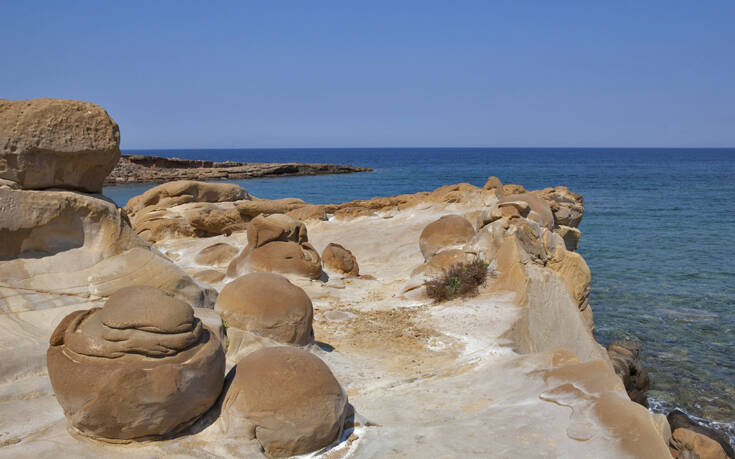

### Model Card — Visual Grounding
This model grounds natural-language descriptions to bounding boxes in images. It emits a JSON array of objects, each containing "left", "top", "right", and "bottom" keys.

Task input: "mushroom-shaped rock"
[
  {"left": 228, "top": 241, "right": 323, "bottom": 279},
  {"left": 247, "top": 213, "right": 307, "bottom": 248},
  {"left": 47, "top": 286, "right": 225, "bottom": 441},
  {"left": 419, "top": 215, "right": 476, "bottom": 260},
  {"left": 215, "top": 273, "right": 314, "bottom": 345},
  {"left": 195, "top": 242, "right": 239, "bottom": 267},
  {"left": 0, "top": 98, "right": 121, "bottom": 193},
  {"left": 222, "top": 347, "right": 348, "bottom": 457},
  {"left": 497, "top": 193, "right": 554, "bottom": 229},
  {"left": 322, "top": 243, "right": 359, "bottom": 277}
]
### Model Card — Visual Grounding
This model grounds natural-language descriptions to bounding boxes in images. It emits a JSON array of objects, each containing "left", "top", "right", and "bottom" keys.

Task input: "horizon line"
[{"left": 122, "top": 146, "right": 735, "bottom": 151}]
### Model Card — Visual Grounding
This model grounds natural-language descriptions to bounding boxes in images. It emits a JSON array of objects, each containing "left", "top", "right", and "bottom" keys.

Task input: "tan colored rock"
[
  {"left": 547, "top": 249, "right": 591, "bottom": 312},
  {"left": 286, "top": 205, "right": 328, "bottom": 222},
  {"left": 483, "top": 176, "right": 504, "bottom": 194},
  {"left": 47, "top": 286, "right": 225, "bottom": 441},
  {"left": 125, "top": 180, "right": 250, "bottom": 215},
  {"left": 651, "top": 413, "right": 673, "bottom": 447},
  {"left": 193, "top": 269, "right": 226, "bottom": 284},
  {"left": 247, "top": 213, "right": 307, "bottom": 248},
  {"left": 673, "top": 428, "right": 728, "bottom": 459},
  {"left": 419, "top": 215, "right": 476, "bottom": 260},
  {"left": 502, "top": 184, "right": 527, "bottom": 195},
  {"left": 222, "top": 347, "right": 348, "bottom": 457},
  {"left": 554, "top": 225, "right": 582, "bottom": 251},
  {"left": 195, "top": 242, "right": 239, "bottom": 267},
  {"left": 322, "top": 243, "right": 359, "bottom": 276},
  {"left": 232, "top": 241, "right": 323, "bottom": 279},
  {"left": 497, "top": 193, "right": 554, "bottom": 229},
  {"left": 0, "top": 98, "right": 120, "bottom": 193},
  {"left": 216, "top": 273, "right": 314, "bottom": 345}
]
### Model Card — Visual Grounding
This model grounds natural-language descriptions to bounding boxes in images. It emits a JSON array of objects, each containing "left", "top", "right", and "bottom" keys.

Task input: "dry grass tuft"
[{"left": 426, "top": 259, "right": 491, "bottom": 302}]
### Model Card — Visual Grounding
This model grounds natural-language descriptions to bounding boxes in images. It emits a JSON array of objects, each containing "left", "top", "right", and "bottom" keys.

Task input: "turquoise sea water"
[{"left": 105, "top": 148, "right": 735, "bottom": 440}]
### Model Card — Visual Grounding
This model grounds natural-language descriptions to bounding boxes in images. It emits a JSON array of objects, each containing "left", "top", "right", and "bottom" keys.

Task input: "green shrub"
[{"left": 425, "top": 259, "right": 491, "bottom": 302}]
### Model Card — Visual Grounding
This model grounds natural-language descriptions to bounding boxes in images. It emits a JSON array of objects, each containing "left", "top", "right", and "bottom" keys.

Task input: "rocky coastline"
[
  {"left": 105, "top": 154, "right": 372, "bottom": 185},
  {"left": 1, "top": 98, "right": 732, "bottom": 458}
]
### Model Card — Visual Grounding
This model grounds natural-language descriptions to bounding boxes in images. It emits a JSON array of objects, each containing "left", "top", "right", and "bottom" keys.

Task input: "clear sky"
[{"left": 2, "top": 1, "right": 734, "bottom": 149}]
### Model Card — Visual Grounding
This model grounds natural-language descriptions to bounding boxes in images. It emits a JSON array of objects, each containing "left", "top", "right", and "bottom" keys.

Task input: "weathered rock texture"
[
  {"left": 668, "top": 410, "right": 735, "bottom": 459},
  {"left": 419, "top": 214, "right": 476, "bottom": 260},
  {"left": 107, "top": 153, "right": 371, "bottom": 184},
  {"left": 607, "top": 340, "right": 650, "bottom": 407},
  {"left": 222, "top": 347, "right": 348, "bottom": 457},
  {"left": 47, "top": 286, "right": 225, "bottom": 441},
  {"left": 322, "top": 243, "right": 359, "bottom": 276},
  {"left": 227, "top": 214, "right": 322, "bottom": 279},
  {"left": 215, "top": 273, "right": 314, "bottom": 345},
  {"left": 0, "top": 98, "right": 120, "bottom": 193}
]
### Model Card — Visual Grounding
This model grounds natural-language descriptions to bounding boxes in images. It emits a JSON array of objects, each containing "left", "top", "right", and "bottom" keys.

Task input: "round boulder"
[
  {"left": 215, "top": 273, "right": 314, "bottom": 345},
  {"left": 229, "top": 241, "right": 323, "bottom": 280},
  {"left": 419, "top": 215, "right": 476, "bottom": 260},
  {"left": 222, "top": 347, "right": 348, "bottom": 457},
  {"left": 195, "top": 242, "right": 239, "bottom": 267},
  {"left": 322, "top": 243, "right": 359, "bottom": 276},
  {"left": 0, "top": 98, "right": 121, "bottom": 193},
  {"left": 47, "top": 286, "right": 225, "bottom": 441}
]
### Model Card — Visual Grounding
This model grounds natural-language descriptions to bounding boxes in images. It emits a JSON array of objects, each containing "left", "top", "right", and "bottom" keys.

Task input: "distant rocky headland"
[{"left": 105, "top": 154, "right": 372, "bottom": 185}]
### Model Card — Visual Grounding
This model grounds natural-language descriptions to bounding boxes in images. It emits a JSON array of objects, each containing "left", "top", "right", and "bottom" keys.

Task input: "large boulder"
[
  {"left": 0, "top": 98, "right": 120, "bottom": 193},
  {"left": 222, "top": 347, "right": 348, "bottom": 457},
  {"left": 532, "top": 186, "right": 585, "bottom": 228},
  {"left": 419, "top": 215, "right": 476, "bottom": 260},
  {"left": 47, "top": 286, "right": 225, "bottom": 441},
  {"left": 606, "top": 340, "right": 650, "bottom": 407},
  {"left": 215, "top": 273, "right": 314, "bottom": 345},
  {"left": 228, "top": 214, "right": 323, "bottom": 279},
  {"left": 321, "top": 243, "right": 359, "bottom": 277},
  {"left": 668, "top": 410, "right": 735, "bottom": 459},
  {"left": 125, "top": 180, "right": 250, "bottom": 215}
]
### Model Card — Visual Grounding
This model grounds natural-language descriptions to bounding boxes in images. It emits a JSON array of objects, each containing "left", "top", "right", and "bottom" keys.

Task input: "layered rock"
[
  {"left": 606, "top": 340, "right": 650, "bottom": 407},
  {"left": 47, "top": 286, "right": 225, "bottom": 441},
  {"left": 0, "top": 98, "right": 120, "bottom": 193},
  {"left": 322, "top": 243, "right": 359, "bottom": 277},
  {"left": 222, "top": 347, "right": 348, "bottom": 457},
  {"left": 227, "top": 214, "right": 322, "bottom": 279}
]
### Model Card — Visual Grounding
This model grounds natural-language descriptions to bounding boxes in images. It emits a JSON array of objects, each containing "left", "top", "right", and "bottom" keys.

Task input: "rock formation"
[
  {"left": 194, "top": 242, "right": 240, "bottom": 267},
  {"left": 222, "top": 346, "right": 348, "bottom": 457},
  {"left": 106, "top": 153, "right": 372, "bottom": 185},
  {"left": 322, "top": 243, "right": 359, "bottom": 276},
  {"left": 418, "top": 214, "right": 476, "bottom": 260},
  {"left": 227, "top": 214, "right": 322, "bottom": 279},
  {"left": 0, "top": 98, "right": 120, "bottom": 193},
  {"left": 668, "top": 410, "right": 734, "bottom": 459},
  {"left": 215, "top": 273, "right": 314, "bottom": 346},
  {"left": 606, "top": 340, "right": 650, "bottom": 407},
  {"left": 47, "top": 286, "right": 225, "bottom": 441}
]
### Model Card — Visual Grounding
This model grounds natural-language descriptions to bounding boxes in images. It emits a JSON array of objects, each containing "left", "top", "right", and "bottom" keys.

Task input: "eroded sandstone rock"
[
  {"left": 194, "top": 242, "right": 239, "bottom": 267},
  {"left": 532, "top": 186, "right": 584, "bottom": 228},
  {"left": 322, "top": 243, "right": 359, "bottom": 277},
  {"left": 222, "top": 347, "right": 348, "bottom": 457},
  {"left": 47, "top": 286, "right": 225, "bottom": 441},
  {"left": 419, "top": 214, "right": 476, "bottom": 260},
  {"left": 496, "top": 193, "right": 554, "bottom": 229},
  {"left": 0, "top": 98, "right": 120, "bottom": 193},
  {"left": 215, "top": 273, "right": 314, "bottom": 345}
]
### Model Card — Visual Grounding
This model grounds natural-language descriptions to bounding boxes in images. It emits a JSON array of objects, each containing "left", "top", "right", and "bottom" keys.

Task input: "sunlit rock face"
[
  {"left": 321, "top": 242, "right": 359, "bottom": 277},
  {"left": 215, "top": 272, "right": 314, "bottom": 346},
  {"left": 47, "top": 286, "right": 225, "bottom": 441},
  {"left": 222, "top": 346, "right": 348, "bottom": 457},
  {"left": 0, "top": 98, "right": 120, "bottom": 193},
  {"left": 227, "top": 214, "right": 323, "bottom": 280}
]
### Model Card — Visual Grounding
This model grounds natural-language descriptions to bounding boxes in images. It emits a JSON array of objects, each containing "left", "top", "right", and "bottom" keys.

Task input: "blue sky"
[{"left": 2, "top": 1, "right": 734, "bottom": 148}]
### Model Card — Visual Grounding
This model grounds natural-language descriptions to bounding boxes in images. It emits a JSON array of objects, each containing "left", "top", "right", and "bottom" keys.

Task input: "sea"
[{"left": 104, "top": 148, "right": 735, "bottom": 442}]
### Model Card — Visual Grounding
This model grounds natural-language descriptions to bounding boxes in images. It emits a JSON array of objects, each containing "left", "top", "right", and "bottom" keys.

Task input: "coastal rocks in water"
[
  {"left": 46, "top": 286, "right": 225, "bottom": 441},
  {"left": 222, "top": 346, "right": 348, "bottom": 457},
  {"left": 554, "top": 225, "right": 582, "bottom": 251},
  {"left": 194, "top": 242, "right": 239, "bottom": 267},
  {"left": 215, "top": 273, "right": 314, "bottom": 346},
  {"left": 532, "top": 186, "right": 585, "bottom": 228},
  {"left": 606, "top": 340, "right": 650, "bottom": 407},
  {"left": 228, "top": 214, "right": 323, "bottom": 279},
  {"left": 322, "top": 243, "right": 359, "bottom": 277},
  {"left": 419, "top": 214, "right": 476, "bottom": 260},
  {"left": 668, "top": 410, "right": 735, "bottom": 459},
  {"left": 0, "top": 98, "right": 120, "bottom": 193}
]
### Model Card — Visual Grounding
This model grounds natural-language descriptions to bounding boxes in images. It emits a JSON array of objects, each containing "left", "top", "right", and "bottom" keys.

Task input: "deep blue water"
[{"left": 105, "top": 148, "right": 735, "bottom": 437}]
